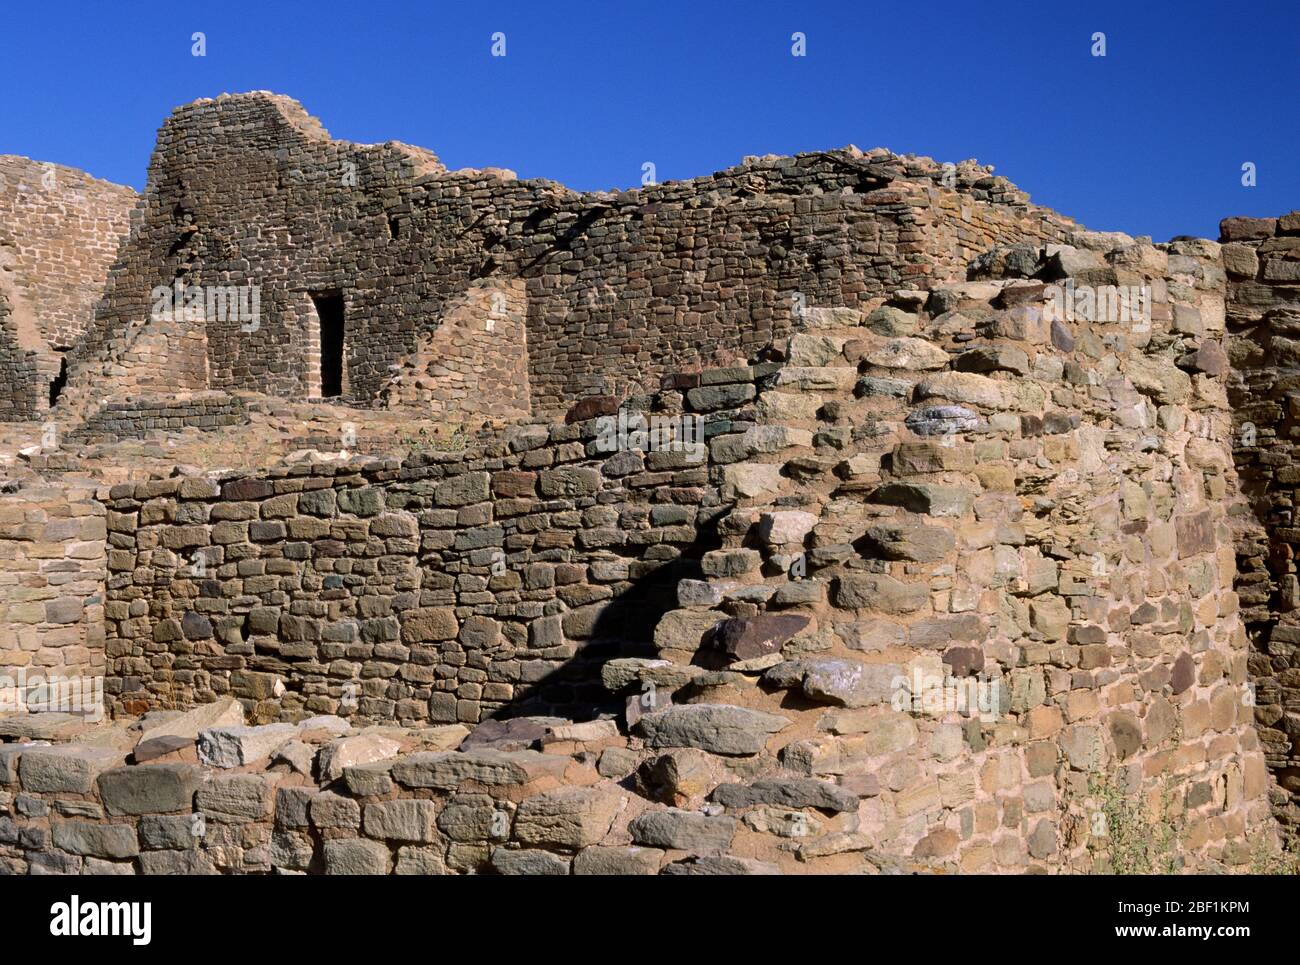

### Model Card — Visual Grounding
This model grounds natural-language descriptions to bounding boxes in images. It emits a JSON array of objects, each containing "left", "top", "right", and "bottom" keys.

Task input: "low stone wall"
[
  {"left": 0, "top": 480, "right": 107, "bottom": 711},
  {"left": 98, "top": 401, "right": 726, "bottom": 723},
  {"left": 0, "top": 703, "right": 779, "bottom": 876},
  {"left": 70, "top": 394, "right": 248, "bottom": 443}
]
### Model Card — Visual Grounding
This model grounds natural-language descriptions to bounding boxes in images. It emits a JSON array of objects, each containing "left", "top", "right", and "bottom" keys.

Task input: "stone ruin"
[{"left": 0, "top": 91, "right": 1297, "bottom": 875}]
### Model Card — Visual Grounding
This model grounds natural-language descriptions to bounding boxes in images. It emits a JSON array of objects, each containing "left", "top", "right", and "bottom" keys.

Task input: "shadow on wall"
[{"left": 485, "top": 541, "right": 715, "bottom": 726}]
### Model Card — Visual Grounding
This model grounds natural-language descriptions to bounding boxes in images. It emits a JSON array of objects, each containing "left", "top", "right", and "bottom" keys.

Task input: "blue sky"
[{"left": 2, "top": 0, "right": 1296, "bottom": 241}]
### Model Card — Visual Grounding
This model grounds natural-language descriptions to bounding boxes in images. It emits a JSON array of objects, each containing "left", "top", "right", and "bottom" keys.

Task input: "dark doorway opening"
[
  {"left": 312, "top": 293, "right": 345, "bottom": 398},
  {"left": 48, "top": 355, "right": 67, "bottom": 408}
]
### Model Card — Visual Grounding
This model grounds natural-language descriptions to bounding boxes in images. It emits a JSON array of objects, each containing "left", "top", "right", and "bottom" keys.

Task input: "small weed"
[
  {"left": 1249, "top": 833, "right": 1300, "bottom": 875},
  {"left": 1087, "top": 772, "right": 1181, "bottom": 875}
]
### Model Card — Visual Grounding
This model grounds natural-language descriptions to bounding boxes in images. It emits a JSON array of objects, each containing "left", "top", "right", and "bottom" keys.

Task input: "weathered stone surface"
[
  {"left": 51, "top": 822, "right": 139, "bottom": 859},
  {"left": 653, "top": 609, "right": 724, "bottom": 653},
  {"left": 915, "top": 372, "right": 1008, "bottom": 408},
  {"left": 394, "top": 846, "right": 448, "bottom": 875},
  {"left": 310, "top": 792, "right": 362, "bottom": 830},
  {"left": 391, "top": 749, "right": 569, "bottom": 789},
  {"left": 710, "top": 777, "right": 858, "bottom": 812},
  {"left": 514, "top": 787, "right": 624, "bottom": 849},
  {"left": 195, "top": 774, "right": 273, "bottom": 822},
  {"left": 661, "top": 854, "right": 782, "bottom": 875},
  {"left": 832, "top": 573, "right": 929, "bottom": 613},
  {"left": 756, "top": 510, "right": 818, "bottom": 546},
  {"left": 861, "top": 337, "right": 949, "bottom": 370},
  {"left": 1126, "top": 356, "right": 1192, "bottom": 404},
  {"left": 323, "top": 837, "right": 391, "bottom": 875},
  {"left": 711, "top": 614, "right": 810, "bottom": 661},
  {"left": 770, "top": 659, "right": 903, "bottom": 709},
  {"left": 869, "top": 482, "right": 974, "bottom": 517},
  {"left": 864, "top": 306, "right": 918, "bottom": 336},
  {"left": 637, "top": 749, "right": 721, "bottom": 807},
  {"left": 573, "top": 845, "right": 662, "bottom": 875},
  {"left": 318, "top": 734, "right": 403, "bottom": 783},
  {"left": 490, "top": 847, "right": 571, "bottom": 875},
  {"left": 98, "top": 764, "right": 203, "bottom": 816},
  {"left": 19, "top": 747, "right": 123, "bottom": 794},
  {"left": 863, "top": 520, "right": 956, "bottom": 562},
  {"left": 137, "top": 697, "right": 244, "bottom": 748},
  {"left": 197, "top": 724, "right": 299, "bottom": 768},
  {"left": 138, "top": 850, "right": 219, "bottom": 874},
  {"left": 628, "top": 809, "right": 738, "bottom": 852},
  {"left": 363, "top": 799, "right": 440, "bottom": 843},
  {"left": 635, "top": 704, "right": 790, "bottom": 755},
  {"left": 954, "top": 344, "right": 1030, "bottom": 376}
]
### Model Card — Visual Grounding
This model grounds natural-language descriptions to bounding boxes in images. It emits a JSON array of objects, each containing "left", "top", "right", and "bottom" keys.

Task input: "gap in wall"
[{"left": 311, "top": 292, "right": 346, "bottom": 398}]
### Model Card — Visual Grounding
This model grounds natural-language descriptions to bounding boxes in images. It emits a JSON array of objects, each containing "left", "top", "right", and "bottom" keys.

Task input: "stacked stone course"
[{"left": 70, "top": 394, "right": 249, "bottom": 443}]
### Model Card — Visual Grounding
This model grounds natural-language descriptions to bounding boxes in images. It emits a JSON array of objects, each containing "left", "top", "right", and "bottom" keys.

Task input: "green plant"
[
  {"left": 1249, "top": 833, "right": 1300, "bottom": 875},
  {"left": 401, "top": 423, "right": 468, "bottom": 453},
  {"left": 1087, "top": 773, "right": 1181, "bottom": 875}
]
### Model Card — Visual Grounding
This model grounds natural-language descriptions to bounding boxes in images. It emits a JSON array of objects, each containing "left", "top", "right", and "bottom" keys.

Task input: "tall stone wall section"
[
  {"left": 68, "top": 93, "right": 1075, "bottom": 417},
  {"left": 1221, "top": 211, "right": 1300, "bottom": 831},
  {"left": 0, "top": 157, "right": 137, "bottom": 350},
  {"left": 0, "top": 157, "right": 137, "bottom": 423}
]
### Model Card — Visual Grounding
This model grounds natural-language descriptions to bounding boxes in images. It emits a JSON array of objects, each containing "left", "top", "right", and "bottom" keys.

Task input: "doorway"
[
  {"left": 312, "top": 293, "right": 345, "bottom": 398},
  {"left": 48, "top": 354, "right": 68, "bottom": 407}
]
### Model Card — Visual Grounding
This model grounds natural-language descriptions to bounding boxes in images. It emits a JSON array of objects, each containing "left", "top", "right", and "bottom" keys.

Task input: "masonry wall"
[
  {"left": 1221, "top": 211, "right": 1300, "bottom": 832},
  {"left": 71, "top": 394, "right": 249, "bottom": 443},
  {"left": 67, "top": 93, "right": 1076, "bottom": 417},
  {"left": 98, "top": 410, "right": 714, "bottom": 724},
  {"left": 0, "top": 157, "right": 137, "bottom": 350},
  {"left": 59, "top": 225, "right": 1274, "bottom": 874},
  {"left": 0, "top": 481, "right": 107, "bottom": 698},
  {"left": 0, "top": 156, "right": 136, "bottom": 423},
  {"left": 378, "top": 278, "right": 531, "bottom": 420},
  {"left": 0, "top": 290, "right": 43, "bottom": 421}
]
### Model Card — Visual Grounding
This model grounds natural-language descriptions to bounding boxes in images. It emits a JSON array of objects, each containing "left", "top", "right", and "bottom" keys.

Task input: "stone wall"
[
  {"left": 0, "top": 480, "right": 107, "bottom": 704},
  {"left": 0, "top": 156, "right": 136, "bottom": 423},
  {"left": 51, "top": 224, "right": 1274, "bottom": 873},
  {"left": 0, "top": 95, "right": 1284, "bottom": 873},
  {"left": 67, "top": 92, "right": 1076, "bottom": 417},
  {"left": 98, "top": 408, "right": 716, "bottom": 724},
  {"left": 378, "top": 278, "right": 531, "bottom": 420},
  {"left": 1222, "top": 212, "right": 1300, "bottom": 831},
  {"left": 0, "top": 157, "right": 137, "bottom": 350},
  {"left": 71, "top": 394, "right": 249, "bottom": 443},
  {"left": 0, "top": 289, "right": 43, "bottom": 422}
]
